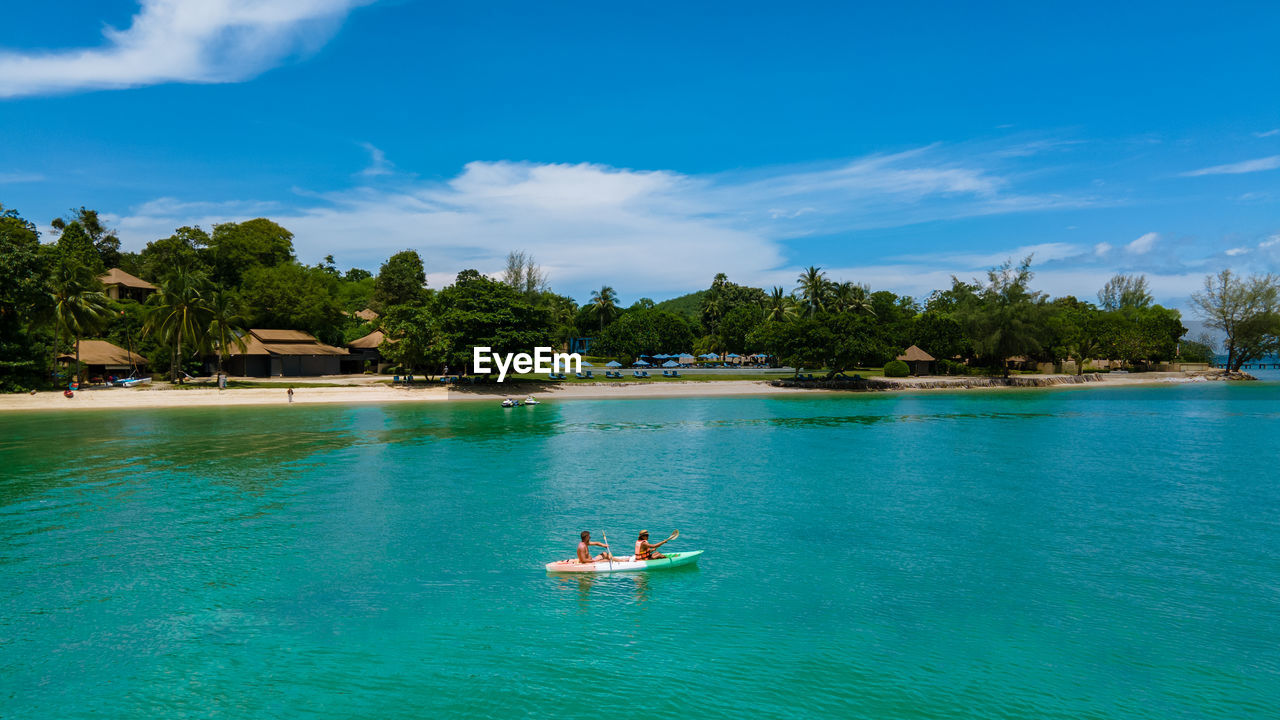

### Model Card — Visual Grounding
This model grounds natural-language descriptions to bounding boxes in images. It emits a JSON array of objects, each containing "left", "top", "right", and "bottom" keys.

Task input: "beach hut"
[
  {"left": 678, "top": 353, "right": 696, "bottom": 366},
  {"left": 99, "top": 268, "right": 156, "bottom": 302},
  {"left": 896, "top": 345, "right": 936, "bottom": 376},
  {"left": 345, "top": 329, "right": 391, "bottom": 373},
  {"left": 225, "top": 329, "right": 349, "bottom": 377},
  {"left": 59, "top": 339, "right": 148, "bottom": 382}
]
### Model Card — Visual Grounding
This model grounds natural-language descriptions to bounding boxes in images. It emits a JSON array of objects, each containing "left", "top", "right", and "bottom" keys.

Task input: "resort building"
[
  {"left": 224, "top": 329, "right": 348, "bottom": 377},
  {"left": 99, "top": 268, "right": 157, "bottom": 302},
  {"left": 896, "top": 345, "right": 936, "bottom": 376},
  {"left": 345, "top": 329, "right": 389, "bottom": 373},
  {"left": 59, "top": 339, "right": 147, "bottom": 381}
]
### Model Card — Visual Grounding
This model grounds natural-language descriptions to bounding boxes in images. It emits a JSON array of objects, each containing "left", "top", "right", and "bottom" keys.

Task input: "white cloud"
[
  {"left": 1255, "top": 129, "right": 1280, "bottom": 138},
  {"left": 103, "top": 146, "right": 1121, "bottom": 300},
  {"left": 1180, "top": 155, "right": 1280, "bottom": 177},
  {"left": 1126, "top": 232, "right": 1159, "bottom": 254},
  {"left": 0, "top": 0, "right": 369, "bottom": 98},
  {"left": 1094, "top": 242, "right": 1112, "bottom": 256},
  {"left": 1261, "top": 234, "right": 1280, "bottom": 249},
  {"left": 1225, "top": 247, "right": 1249, "bottom": 256},
  {"left": 358, "top": 142, "right": 394, "bottom": 177}
]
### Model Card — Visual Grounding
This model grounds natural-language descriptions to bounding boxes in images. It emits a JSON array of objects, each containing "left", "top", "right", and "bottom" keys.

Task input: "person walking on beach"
[
  {"left": 577, "top": 531, "right": 614, "bottom": 563},
  {"left": 287, "top": 386, "right": 294, "bottom": 404}
]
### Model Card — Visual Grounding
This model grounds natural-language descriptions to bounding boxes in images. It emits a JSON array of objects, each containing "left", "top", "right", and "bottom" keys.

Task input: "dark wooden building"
[{"left": 224, "top": 329, "right": 348, "bottom": 377}]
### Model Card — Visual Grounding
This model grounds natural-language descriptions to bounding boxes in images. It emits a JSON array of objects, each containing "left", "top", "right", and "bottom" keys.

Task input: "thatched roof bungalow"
[
  {"left": 59, "top": 339, "right": 147, "bottom": 380},
  {"left": 896, "top": 345, "right": 936, "bottom": 376},
  {"left": 345, "top": 329, "right": 393, "bottom": 373},
  {"left": 225, "top": 329, "right": 348, "bottom": 377},
  {"left": 99, "top": 268, "right": 156, "bottom": 302}
]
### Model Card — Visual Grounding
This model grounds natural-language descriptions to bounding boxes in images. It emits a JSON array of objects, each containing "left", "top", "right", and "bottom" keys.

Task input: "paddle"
[{"left": 602, "top": 531, "right": 613, "bottom": 570}]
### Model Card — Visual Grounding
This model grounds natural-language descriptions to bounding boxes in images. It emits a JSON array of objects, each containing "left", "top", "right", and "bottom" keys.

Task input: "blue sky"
[{"left": 1, "top": 1, "right": 1278, "bottom": 308}]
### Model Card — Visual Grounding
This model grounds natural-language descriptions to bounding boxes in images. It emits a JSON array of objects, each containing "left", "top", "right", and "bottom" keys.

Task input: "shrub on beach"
[{"left": 884, "top": 360, "right": 910, "bottom": 377}]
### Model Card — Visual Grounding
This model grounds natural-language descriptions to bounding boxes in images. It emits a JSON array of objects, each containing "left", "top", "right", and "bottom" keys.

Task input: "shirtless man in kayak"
[
  {"left": 634, "top": 530, "right": 671, "bottom": 560},
  {"left": 577, "top": 531, "right": 614, "bottom": 563}
]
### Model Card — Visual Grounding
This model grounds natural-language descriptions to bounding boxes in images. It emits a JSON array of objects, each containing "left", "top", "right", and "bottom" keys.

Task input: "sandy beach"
[{"left": 0, "top": 371, "right": 1221, "bottom": 413}]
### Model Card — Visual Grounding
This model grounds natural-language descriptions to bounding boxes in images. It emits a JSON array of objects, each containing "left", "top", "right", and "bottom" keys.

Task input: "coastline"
[{"left": 0, "top": 371, "right": 1234, "bottom": 413}]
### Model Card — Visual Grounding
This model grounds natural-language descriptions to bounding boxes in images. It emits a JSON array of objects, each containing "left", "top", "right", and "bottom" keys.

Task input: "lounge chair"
[
  {"left": 576, "top": 372, "right": 586, "bottom": 379},
  {"left": 548, "top": 373, "right": 558, "bottom": 381},
  {"left": 671, "top": 370, "right": 680, "bottom": 377},
  {"left": 585, "top": 370, "right": 593, "bottom": 378}
]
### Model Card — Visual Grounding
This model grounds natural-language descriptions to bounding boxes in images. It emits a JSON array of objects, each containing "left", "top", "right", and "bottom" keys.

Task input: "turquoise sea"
[{"left": 3, "top": 382, "right": 1279, "bottom": 719}]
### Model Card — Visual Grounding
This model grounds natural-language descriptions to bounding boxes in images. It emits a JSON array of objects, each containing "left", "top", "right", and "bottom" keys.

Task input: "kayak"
[{"left": 545, "top": 550, "right": 703, "bottom": 573}]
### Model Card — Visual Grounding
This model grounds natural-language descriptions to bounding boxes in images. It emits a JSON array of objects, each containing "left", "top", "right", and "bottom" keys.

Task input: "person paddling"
[
  {"left": 577, "top": 531, "right": 614, "bottom": 564},
  {"left": 634, "top": 529, "right": 675, "bottom": 560}
]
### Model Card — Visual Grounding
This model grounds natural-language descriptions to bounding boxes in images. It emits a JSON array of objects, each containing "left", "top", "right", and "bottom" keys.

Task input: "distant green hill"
[{"left": 654, "top": 290, "right": 706, "bottom": 324}]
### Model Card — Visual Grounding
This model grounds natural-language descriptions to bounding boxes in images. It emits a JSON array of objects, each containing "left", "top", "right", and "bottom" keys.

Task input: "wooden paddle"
[{"left": 602, "top": 531, "right": 613, "bottom": 570}]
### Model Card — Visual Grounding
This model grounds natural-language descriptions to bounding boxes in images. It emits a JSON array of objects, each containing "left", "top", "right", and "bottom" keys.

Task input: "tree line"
[{"left": 2, "top": 202, "right": 1278, "bottom": 391}]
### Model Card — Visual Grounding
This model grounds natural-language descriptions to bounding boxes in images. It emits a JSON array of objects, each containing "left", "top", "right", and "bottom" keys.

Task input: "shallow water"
[{"left": 3, "top": 383, "right": 1280, "bottom": 718}]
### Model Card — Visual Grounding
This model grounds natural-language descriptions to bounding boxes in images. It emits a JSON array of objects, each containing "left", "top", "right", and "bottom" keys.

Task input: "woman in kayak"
[
  {"left": 634, "top": 530, "right": 670, "bottom": 560},
  {"left": 577, "top": 531, "right": 615, "bottom": 563}
]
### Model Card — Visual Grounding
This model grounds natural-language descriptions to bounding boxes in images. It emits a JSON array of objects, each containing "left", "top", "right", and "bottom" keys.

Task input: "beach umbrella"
[
  {"left": 662, "top": 360, "right": 679, "bottom": 367},
  {"left": 581, "top": 361, "right": 593, "bottom": 367},
  {"left": 634, "top": 360, "right": 651, "bottom": 366},
  {"left": 606, "top": 360, "right": 622, "bottom": 367},
  {"left": 727, "top": 353, "right": 740, "bottom": 358}
]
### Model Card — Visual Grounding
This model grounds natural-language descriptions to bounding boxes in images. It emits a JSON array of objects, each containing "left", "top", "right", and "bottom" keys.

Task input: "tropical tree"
[
  {"left": 49, "top": 261, "right": 112, "bottom": 386},
  {"left": 956, "top": 257, "right": 1049, "bottom": 376},
  {"left": 1191, "top": 269, "right": 1280, "bottom": 372},
  {"left": 796, "top": 266, "right": 829, "bottom": 316},
  {"left": 589, "top": 285, "right": 620, "bottom": 331},
  {"left": 146, "top": 267, "right": 213, "bottom": 381},
  {"left": 1098, "top": 274, "right": 1153, "bottom": 311},
  {"left": 206, "top": 289, "right": 248, "bottom": 378},
  {"left": 765, "top": 286, "right": 796, "bottom": 322},
  {"left": 831, "top": 281, "right": 875, "bottom": 317}
]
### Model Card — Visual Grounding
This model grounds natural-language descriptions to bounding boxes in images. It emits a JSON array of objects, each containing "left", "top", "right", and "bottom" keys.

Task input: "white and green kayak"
[{"left": 545, "top": 550, "right": 703, "bottom": 573}]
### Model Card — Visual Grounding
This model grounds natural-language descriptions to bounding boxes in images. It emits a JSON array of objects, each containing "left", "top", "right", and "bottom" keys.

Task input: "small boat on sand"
[{"left": 545, "top": 550, "right": 703, "bottom": 574}]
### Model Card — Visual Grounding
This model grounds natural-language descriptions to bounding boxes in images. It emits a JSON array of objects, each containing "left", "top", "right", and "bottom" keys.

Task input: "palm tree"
[
  {"left": 50, "top": 262, "right": 112, "bottom": 386},
  {"left": 206, "top": 289, "right": 248, "bottom": 379},
  {"left": 1073, "top": 335, "right": 1102, "bottom": 375},
  {"left": 589, "top": 285, "right": 619, "bottom": 331},
  {"left": 765, "top": 286, "right": 797, "bottom": 322},
  {"left": 832, "top": 281, "right": 876, "bottom": 317},
  {"left": 796, "top": 266, "right": 829, "bottom": 316},
  {"left": 146, "top": 267, "right": 213, "bottom": 382}
]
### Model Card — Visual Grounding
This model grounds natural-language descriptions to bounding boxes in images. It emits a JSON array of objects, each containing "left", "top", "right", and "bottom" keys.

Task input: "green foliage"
[
  {"left": 144, "top": 266, "right": 214, "bottom": 381},
  {"left": 51, "top": 207, "right": 119, "bottom": 271},
  {"left": 1191, "top": 269, "right": 1280, "bottom": 372},
  {"left": 714, "top": 304, "right": 762, "bottom": 354},
  {"left": 433, "top": 270, "right": 554, "bottom": 373},
  {"left": 0, "top": 205, "right": 53, "bottom": 390},
  {"left": 1179, "top": 337, "right": 1215, "bottom": 364},
  {"left": 373, "top": 250, "right": 428, "bottom": 308},
  {"left": 653, "top": 290, "right": 706, "bottom": 323},
  {"left": 956, "top": 257, "right": 1049, "bottom": 374},
  {"left": 588, "top": 285, "right": 620, "bottom": 331},
  {"left": 1098, "top": 274, "right": 1152, "bottom": 311},
  {"left": 139, "top": 226, "right": 210, "bottom": 281},
  {"left": 379, "top": 303, "right": 441, "bottom": 372},
  {"left": 240, "top": 262, "right": 345, "bottom": 344},
  {"left": 593, "top": 309, "right": 696, "bottom": 359},
  {"left": 884, "top": 359, "right": 910, "bottom": 377},
  {"left": 701, "top": 274, "right": 766, "bottom": 334},
  {"left": 206, "top": 218, "right": 295, "bottom": 287}
]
